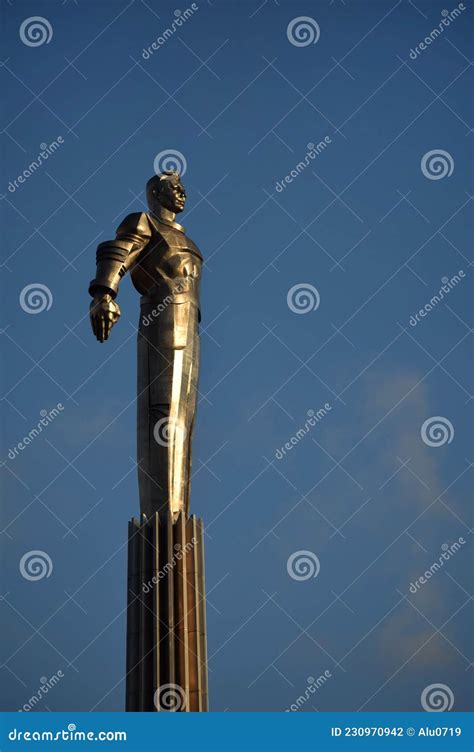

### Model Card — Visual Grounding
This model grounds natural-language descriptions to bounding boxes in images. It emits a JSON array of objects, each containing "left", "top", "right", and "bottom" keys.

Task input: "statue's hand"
[{"left": 89, "top": 293, "right": 121, "bottom": 343}]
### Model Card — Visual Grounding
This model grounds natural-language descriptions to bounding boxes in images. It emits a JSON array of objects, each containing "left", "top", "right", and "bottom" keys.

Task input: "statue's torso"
[{"left": 130, "top": 215, "right": 202, "bottom": 306}]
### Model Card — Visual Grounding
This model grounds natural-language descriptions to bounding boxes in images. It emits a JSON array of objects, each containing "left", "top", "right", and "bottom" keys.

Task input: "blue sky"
[{"left": 1, "top": 0, "right": 472, "bottom": 713}]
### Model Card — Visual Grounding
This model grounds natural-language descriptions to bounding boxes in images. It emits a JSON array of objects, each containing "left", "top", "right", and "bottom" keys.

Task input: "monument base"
[{"left": 125, "top": 512, "right": 208, "bottom": 711}]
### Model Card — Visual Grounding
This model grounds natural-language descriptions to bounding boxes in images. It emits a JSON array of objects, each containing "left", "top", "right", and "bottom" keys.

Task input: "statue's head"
[{"left": 146, "top": 171, "right": 186, "bottom": 215}]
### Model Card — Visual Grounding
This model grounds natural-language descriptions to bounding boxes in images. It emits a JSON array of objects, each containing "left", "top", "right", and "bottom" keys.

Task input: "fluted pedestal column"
[{"left": 125, "top": 512, "right": 208, "bottom": 712}]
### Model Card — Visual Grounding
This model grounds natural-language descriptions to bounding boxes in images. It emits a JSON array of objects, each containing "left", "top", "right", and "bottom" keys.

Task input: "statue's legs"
[
  {"left": 184, "top": 326, "right": 199, "bottom": 517},
  {"left": 137, "top": 303, "right": 199, "bottom": 520}
]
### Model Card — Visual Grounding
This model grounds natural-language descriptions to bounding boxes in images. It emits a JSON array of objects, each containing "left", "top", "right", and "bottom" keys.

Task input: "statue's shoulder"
[{"left": 116, "top": 212, "right": 152, "bottom": 239}]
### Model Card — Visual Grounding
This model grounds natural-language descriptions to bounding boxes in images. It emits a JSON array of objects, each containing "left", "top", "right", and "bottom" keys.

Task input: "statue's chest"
[
  {"left": 148, "top": 227, "right": 201, "bottom": 276},
  {"left": 131, "top": 226, "right": 202, "bottom": 298}
]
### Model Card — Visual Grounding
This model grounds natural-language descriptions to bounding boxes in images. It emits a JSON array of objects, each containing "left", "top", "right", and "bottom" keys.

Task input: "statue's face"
[{"left": 159, "top": 178, "right": 187, "bottom": 214}]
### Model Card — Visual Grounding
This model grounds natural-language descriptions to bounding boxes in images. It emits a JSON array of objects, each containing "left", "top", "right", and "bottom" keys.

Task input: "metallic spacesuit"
[{"left": 89, "top": 172, "right": 202, "bottom": 521}]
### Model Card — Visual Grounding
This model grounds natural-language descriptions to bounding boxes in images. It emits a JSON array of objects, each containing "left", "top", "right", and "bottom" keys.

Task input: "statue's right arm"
[{"left": 89, "top": 212, "right": 151, "bottom": 342}]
